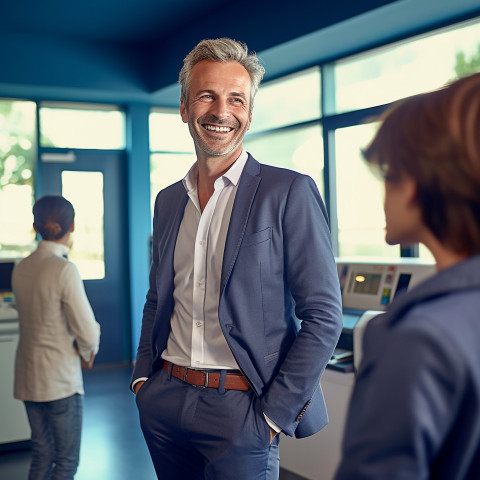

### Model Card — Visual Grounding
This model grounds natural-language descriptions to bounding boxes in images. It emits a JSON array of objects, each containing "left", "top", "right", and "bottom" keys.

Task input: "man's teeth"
[{"left": 205, "top": 125, "right": 232, "bottom": 132}]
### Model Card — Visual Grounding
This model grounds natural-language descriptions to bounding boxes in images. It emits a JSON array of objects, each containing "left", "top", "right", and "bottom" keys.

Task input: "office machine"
[
  {"left": 0, "top": 258, "right": 31, "bottom": 448},
  {"left": 280, "top": 258, "right": 436, "bottom": 480},
  {"left": 329, "top": 258, "right": 436, "bottom": 372}
]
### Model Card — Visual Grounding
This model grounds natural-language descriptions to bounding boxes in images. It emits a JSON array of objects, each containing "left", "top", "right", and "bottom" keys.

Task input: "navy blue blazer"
[{"left": 132, "top": 154, "right": 342, "bottom": 438}]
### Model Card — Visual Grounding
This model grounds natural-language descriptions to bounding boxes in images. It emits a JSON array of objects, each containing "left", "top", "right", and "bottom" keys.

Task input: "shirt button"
[{"left": 196, "top": 321, "right": 202, "bottom": 327}]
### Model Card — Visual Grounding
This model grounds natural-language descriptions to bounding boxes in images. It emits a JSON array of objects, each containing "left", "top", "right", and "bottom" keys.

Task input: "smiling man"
[
  {"left": 181, "top": 60, "right": 251, "bottom": 159},
  {"left": 131, "top": 38, "right": 342, "bottom": 480}
]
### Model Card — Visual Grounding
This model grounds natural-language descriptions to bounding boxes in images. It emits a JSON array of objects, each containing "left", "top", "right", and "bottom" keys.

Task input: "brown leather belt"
[{"left": 163, "top": 361, "right": 250, "bottom": 391}]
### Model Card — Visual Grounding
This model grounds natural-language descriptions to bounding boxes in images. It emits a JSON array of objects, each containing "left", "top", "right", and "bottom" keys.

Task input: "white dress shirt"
[
  {"left": 161, "top": 151, "right": 248, "bottom": 369},
  {"left": 143, "top": 151, "right": 281, "bottom": 433},
  {"left": 13, "top": 240, "right": 101, "bottom": 402}
]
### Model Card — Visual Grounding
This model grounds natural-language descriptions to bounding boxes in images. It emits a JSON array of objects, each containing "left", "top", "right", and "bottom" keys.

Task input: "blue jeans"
[{"left": 24, "top": 394, "right": 83, "bottom": 480}]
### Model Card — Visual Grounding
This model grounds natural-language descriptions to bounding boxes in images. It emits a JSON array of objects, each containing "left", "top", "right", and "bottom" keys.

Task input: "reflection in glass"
[
  {"left": 62, "top": 171, "right": 105, "bottom": 280},
  {"left": 244, "top": 124, "right": 324, "bottom": 197},
  {"left": 335, "top": 123, "right": 398, "bottom": 258}
]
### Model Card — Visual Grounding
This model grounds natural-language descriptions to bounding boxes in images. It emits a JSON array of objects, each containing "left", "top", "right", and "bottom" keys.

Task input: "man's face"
[{"left": 180, "top": 60, "right": 253, "bottom": 159}]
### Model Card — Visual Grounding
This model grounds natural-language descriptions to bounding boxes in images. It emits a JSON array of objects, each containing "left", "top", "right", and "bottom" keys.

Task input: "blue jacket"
[
  {"left": 335, "top": 255, "right": 480, "bottom": 479},
  {"left": 132, "top": 154, "right": 342, "bottom": 438}
]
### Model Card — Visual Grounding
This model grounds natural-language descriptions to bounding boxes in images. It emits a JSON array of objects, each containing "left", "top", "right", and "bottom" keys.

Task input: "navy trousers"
[{"left": 136, "top": 367, "right": 280, "bottom": 480}]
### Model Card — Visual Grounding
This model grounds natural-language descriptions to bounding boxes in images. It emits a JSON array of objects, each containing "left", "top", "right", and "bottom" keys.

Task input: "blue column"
[{"left": 126, "top": 103, "right": 151, "bottom": 360}]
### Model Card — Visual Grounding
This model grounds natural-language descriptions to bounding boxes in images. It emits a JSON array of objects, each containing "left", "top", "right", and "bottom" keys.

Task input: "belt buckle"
[
  {"left": 184, "top": 367, "right": 209, "bottom": 388},
  {"left": 201, "top": 371, "right": 209, "bottom": 388}
]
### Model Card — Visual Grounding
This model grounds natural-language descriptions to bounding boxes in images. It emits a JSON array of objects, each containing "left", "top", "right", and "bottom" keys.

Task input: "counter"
[{"left": 0, "top": 304, "right": 31, "bottom": 447}]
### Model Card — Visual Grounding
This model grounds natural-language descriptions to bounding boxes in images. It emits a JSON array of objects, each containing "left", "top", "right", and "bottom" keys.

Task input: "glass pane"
[
  {"left": 149, "top": 110, "right": 194, "bottom": 152},
  {"left": 40, "top": 105, "right": 125, "bottom": 149},
  {"left": 0, "top": 100, "right": 37, "bottom": 259},
  {"left": 244, "top": 124, "right": 324, "bottom": 198},
  {"left": 419, "top": 243, "right": 434, "bottom": 261},
  {"left": 249, "top": 67, "right": 321, "bottom": 134},
  {"left": 335, "top": 123, "right": 399, "bottom": 258},
  {"left": 62, "top": 171, "right": 105, "bottom": 280},
  {"left": 334, "top": 18, "right": 480, "bottom": 113},
  {"left": 150, "top": 152, "right": 196, "bottom": 216}
]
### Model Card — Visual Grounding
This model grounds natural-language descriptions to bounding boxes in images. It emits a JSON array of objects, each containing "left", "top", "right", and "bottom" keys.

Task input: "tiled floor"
[{"left": 0, "top": 364, "right": 308, "bottom": 479}]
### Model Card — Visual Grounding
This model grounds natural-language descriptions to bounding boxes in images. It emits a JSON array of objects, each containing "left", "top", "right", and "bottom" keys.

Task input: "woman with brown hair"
[
  {"left": 13, "top": 195, "right": 101, "bottom": 480},
  {"left": 335, "top": 73, "right": 480, "bottom": 480}
]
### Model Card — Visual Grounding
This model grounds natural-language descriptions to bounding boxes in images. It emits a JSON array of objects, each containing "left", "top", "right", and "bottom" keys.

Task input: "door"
[{"left": 41, "top": 150, "right": 130, "bottom": 364}]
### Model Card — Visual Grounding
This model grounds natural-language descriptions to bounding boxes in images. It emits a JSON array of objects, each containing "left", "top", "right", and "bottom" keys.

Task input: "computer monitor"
[{"left": 0, "top": 260, "right": 16, "bottom": 292}]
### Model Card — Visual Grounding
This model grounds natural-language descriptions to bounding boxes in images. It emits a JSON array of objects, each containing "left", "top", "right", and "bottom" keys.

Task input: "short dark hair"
[
  {"left": 33, "top": 195, "right": 75, "bottom": 241},
  {"left": 363, "top": 73, "right": 480, "bottom": 255}
]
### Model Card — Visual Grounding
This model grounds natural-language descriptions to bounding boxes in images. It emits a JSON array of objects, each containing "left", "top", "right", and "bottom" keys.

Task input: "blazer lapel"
[
  {"left": 220, "top": 155, "right": 261, "bottom": 293},
  {"left": 160, "top": 186, "right": 188, "bottom": 260},
  {"left": 153, "top": 182, "right": 188, "bottom": 287}
]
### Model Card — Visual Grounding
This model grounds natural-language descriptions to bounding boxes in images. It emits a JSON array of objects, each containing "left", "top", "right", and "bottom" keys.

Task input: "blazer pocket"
[
  {"left": 264, "top": 345, "right": 289, "bottom": 363},
  {"left": 241, "top": 227, "right": 272, "bottom": 248},
  {"left": 264, "top": 351, "right": 280, "bottom": 363}
]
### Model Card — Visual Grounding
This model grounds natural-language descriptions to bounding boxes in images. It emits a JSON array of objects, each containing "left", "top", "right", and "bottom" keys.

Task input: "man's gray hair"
[{"left": 179, "top": 38, "right": 265, "bottom": 107}]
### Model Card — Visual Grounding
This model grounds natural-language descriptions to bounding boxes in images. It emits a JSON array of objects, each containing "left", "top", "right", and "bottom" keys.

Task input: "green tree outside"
[
  {"left": 453, "top": 43, "right": 480, "bottom": 79},
  {"left": 0, "top": 100, "right": 36, "bottom": 189}
]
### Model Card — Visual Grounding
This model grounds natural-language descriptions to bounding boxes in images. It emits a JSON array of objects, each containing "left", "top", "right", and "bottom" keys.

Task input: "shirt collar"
[
  {"left": 38, "top": 240, "right": 70, "bottom": 258},
  {"left": 183, "top": 150, "right": 248, "bottom": 193},
  {"left": 222, "top": 150, "right": 248, "bottom": 187}
]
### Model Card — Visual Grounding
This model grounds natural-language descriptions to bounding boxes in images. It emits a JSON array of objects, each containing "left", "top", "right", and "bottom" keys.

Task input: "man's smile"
[{"left": 203, "top": 124, "right": 234, "bottom": 133}]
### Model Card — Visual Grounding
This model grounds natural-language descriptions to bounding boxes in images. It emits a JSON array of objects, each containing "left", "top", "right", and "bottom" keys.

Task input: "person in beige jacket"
[{"left": 13, "top": 195, "right": 100, "bottom": 480}]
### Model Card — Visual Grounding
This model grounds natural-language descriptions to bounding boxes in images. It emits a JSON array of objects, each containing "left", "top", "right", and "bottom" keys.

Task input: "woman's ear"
[{"left": 69, "top": 221, "right": 75, "bottom": 233}]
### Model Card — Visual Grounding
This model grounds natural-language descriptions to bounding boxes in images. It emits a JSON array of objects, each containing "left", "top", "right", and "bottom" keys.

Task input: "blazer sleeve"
[
  {"left": 334, "top": 317, "right": 464, "bottom": 479},
  {"left": 260, "top": 174, "right": 343, "bottom": 436},
  {"left": 61, "top": 261, "right": 101, "bottom": 361},
  {"left": 131, "top": 194, "right": 161, "bottom": 385}
]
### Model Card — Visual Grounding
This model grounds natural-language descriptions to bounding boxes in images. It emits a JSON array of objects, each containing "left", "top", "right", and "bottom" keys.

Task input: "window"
[
  {"left": 62, "top": 171, "right": 105, "bottom": 279},
  {"left": 328, "top": 15, "right": 480, "bottom": 259},
  {"left": 149, "top": 109, "right": 195, "bottom": 216},
  {"left": 244, "top": 124, "right": 324, "bottom": 197},
  {"left": 150, "top": 152, "right": 196, "bottom": 202},
  {"left": 0, "top": 99, "right": 36, "bottom": 259},
  {"left": 334, "top": 123, "right": 398, "bottom": 258},
  {"left": 418, "top": 243, "right": 434, "bottom": 261},
  {"left": 249, "top": 68, "right": 321, "bottom": 134},
  {"left": 146, "top": 15, "right": 480, "bottom": 262},
  {"left": 149, "top": 108, "right": 194, "bottom": 153},
  {"left": 40, "top": 103, "right": 125, "bottom": 149},
  {"left": 245, "top": 68, "right": 325, "bottom": 195},
  {"left": 333, "top": 18, "right": 480, "bottom": 114}
]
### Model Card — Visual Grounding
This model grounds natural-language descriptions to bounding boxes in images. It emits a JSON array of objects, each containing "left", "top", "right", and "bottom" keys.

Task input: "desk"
[{"left": 279, "top": 368, "right": 354, "bottom": 480}]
